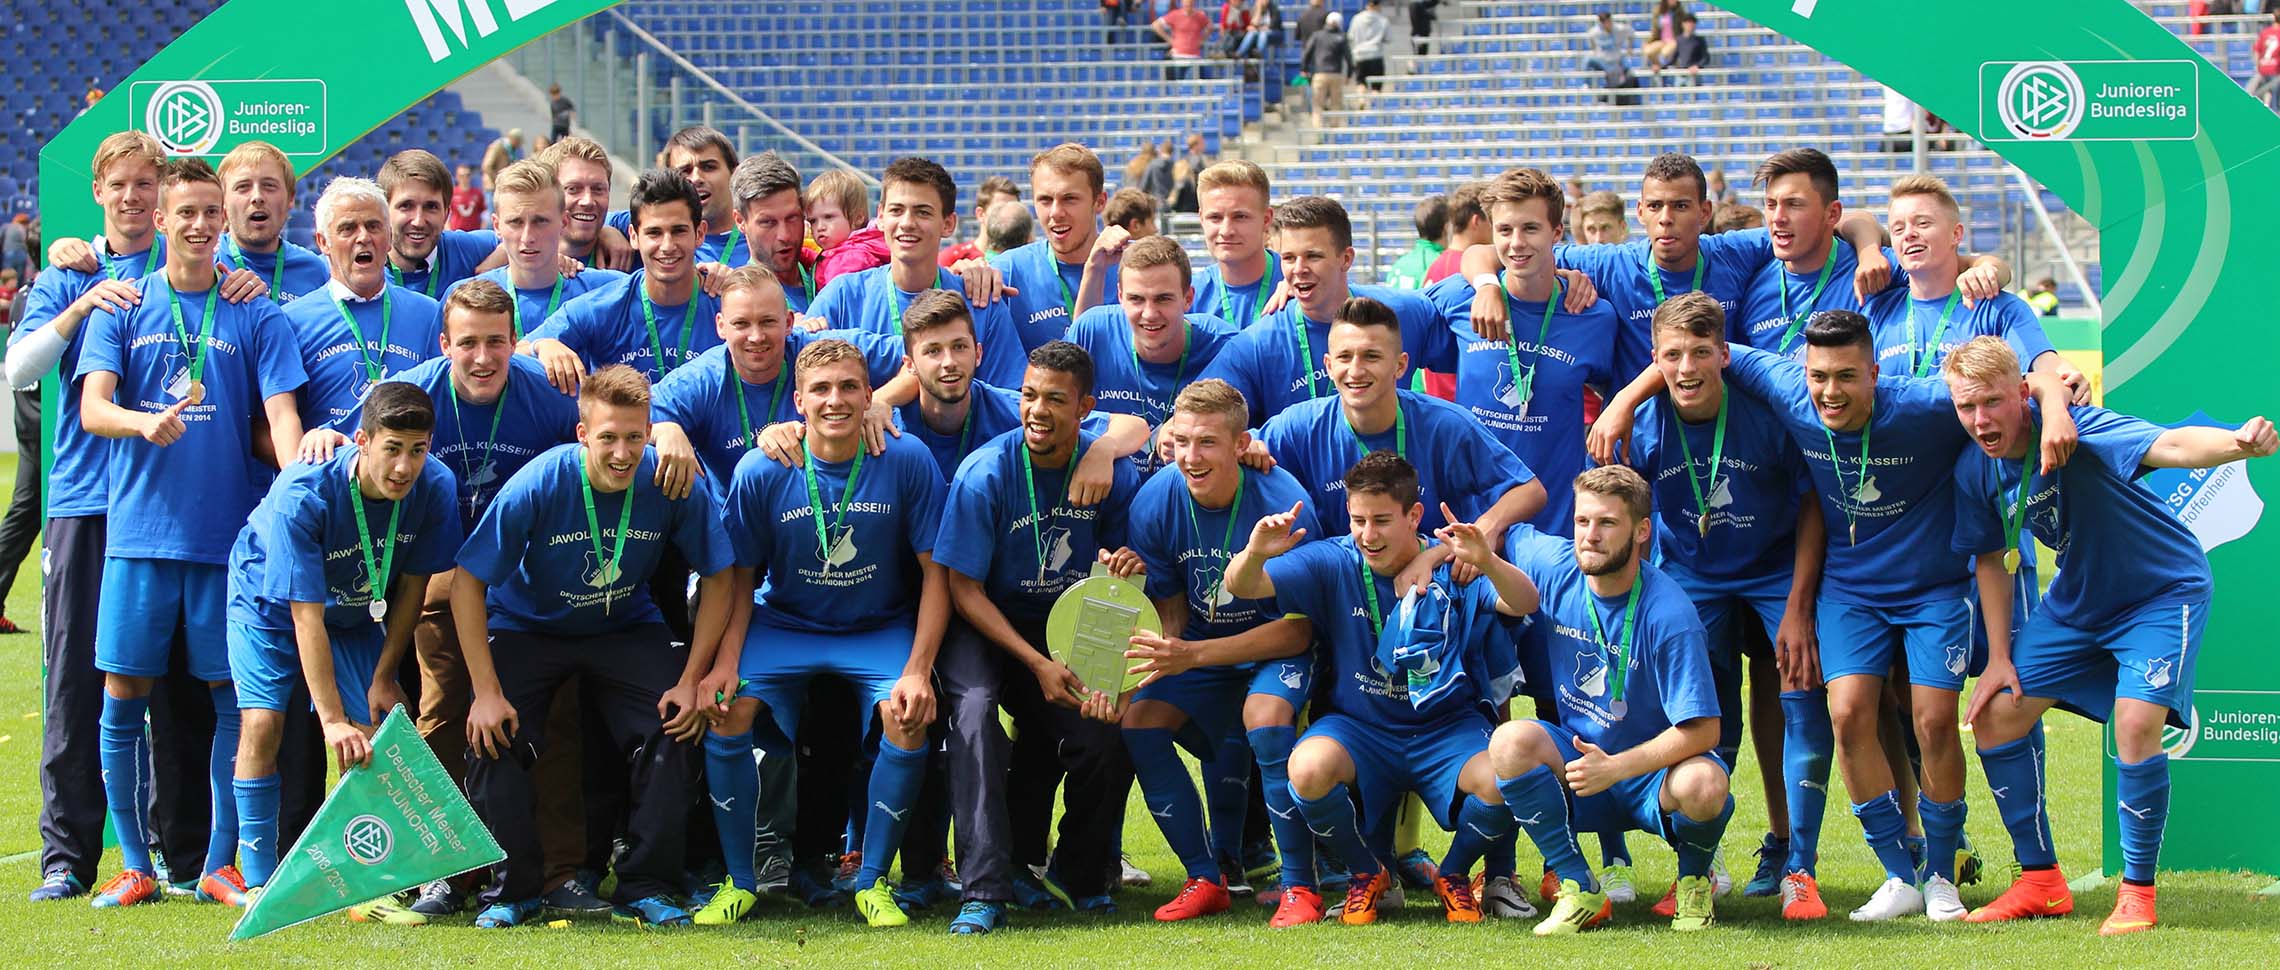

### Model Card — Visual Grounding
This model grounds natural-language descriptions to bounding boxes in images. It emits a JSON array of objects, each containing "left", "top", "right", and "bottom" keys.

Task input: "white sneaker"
[
  {"left": 1119, "top": 853, "right": 1152, "bottom": 888},
  {"left": 1709, "top": 850, "right": 1734, "bottom": 896},
  {"left": 1848, "top": 876, "right": 1927, "bottom": 922},
  {"left": 1922, "top": 875, "right": 1966, "bottom": 922},
  {"left": 1477, "top": 876, "right": 1538, "bottom": 919},
  {"left": 1600, "top": 860, "right": 1637, "bottom": 904}
]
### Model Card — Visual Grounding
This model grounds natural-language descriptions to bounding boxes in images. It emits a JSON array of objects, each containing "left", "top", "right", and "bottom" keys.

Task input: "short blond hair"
[
  {"left": 1575, "top": 465, "right": 1652, "bottom": 522},
  {"left": 794, "top": 338, "right": 869, "bottom": 386},
  {"left": 1198, "top": 159, "right": 1270, "bottom": 200},
  {"left": 489, "top": 160, "right": 559, "bottom": 204},
  {"left": 805, "top": 169, "right": 870, "bottom": 224},
  {"left": 1030, "top": 142, "right": 1105, "bottom": 195},
  {"left": 1119, "top": 234, "right": 1191, "bottom": 290},
  {"left": 217, "top": 141, "right": 296, "bottom": 196},
  {"left": 1173, "top": 377, "right": 1249, "bottom": 433},
  {"left": 1481, "top": 167, "right": 1565, "bottom": 229},
  {"left": 1940, "top": 335, "right": 2021, "bottom": 388},
  {"left": 579, "top": 364, "right": 651, "bottom": 419},
  {"left": 443, "top": 277, "right": 516, "bottom": 338},
  {"left": 716, "top": 264, "right": 786, "bottom": 305},
  {"left": 535, "top": 136, "right": 611, "bottom": 179},
  {"left": 90, "top": 131, "right": 164, "bottom": 183},
  {"left": 1889, "top": 174, "right": 1961, "bottom": 222},
  {"left": 1650, "top": 291, "right": 1725, "bottom": 342}
]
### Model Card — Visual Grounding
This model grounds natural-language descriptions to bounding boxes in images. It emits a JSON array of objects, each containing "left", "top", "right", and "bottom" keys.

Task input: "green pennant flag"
[{"left": 229, "top": 706, "right": 503, "bottom": 941}]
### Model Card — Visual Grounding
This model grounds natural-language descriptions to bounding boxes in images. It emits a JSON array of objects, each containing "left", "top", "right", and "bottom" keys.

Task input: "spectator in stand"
[
  {"left": 448, "top": 165, "right": 487, "bottom": 232},
  {"left": 1423, "top": 179, "right": 1491, "bottom": 283},
  {"left": 1350, "top": 0, "right": 1391, "bottom": 98},
  {"left": 1641, "top": 1, "right": 1683, "bottom": 76},
  {"left": 1881, "top": 84, "right": 1921, "bottom": 152},
  {"left": 1301, "top": 11, "right": 1352, "bottom": 127},
  {"left": 1386, "top": 194, "right": 1448, "bottom": 290},
  {"left": 1581, "top": 9, "right": 1635, "bottom": 88},
  {"left": 0, "top": 268, "right": 17, "bottom": 323},
  {"left": 1295, "top": 0, "right": 1328, "bottom": 45},
  {"left": 481, "top": 129, "right": 524, "bottom": 195},
  {"left": 1412, "top": 0, "right": 1441, "bottom": 56},
  {"left": 807, "top": 168, "right": 887, "bottom": 288},
  {"left": 1250, "top": 0, "right": 1284, "bottom": 61},
  {"left": 2251, "top": 11, "right": 2280, "bottom": 111},
  {"left": 82, "top": 83, "right": 103, "bottom": 109},
  {"left": 1665, "top": 13, "right": 1709, "bottom": 84},
  {"left": 941, "top": 174, "right": 1021, "bottom": 268},
  {"left": 0, "top": 214, "right": 27, "bottom": 280},
  {"left": 1103, "top": 187, "right": 1160, "bottom": 239},
  {"left": 982, "top": 199, "right": 1035, "bottom": 256},
  {"left": 1156, "top": 0, "right": 1215, "bottom": 77},
  {"left": 548, "top": 84, "right": 576, "bottom": 141},
  {"left": 1123, "top": 145, "right": 1157, "bottom": 194},
  {"left": 1709, "top": 201, "right": 1763, "bottom": 233},
  {"left": 1576, "top": 190, "right": 1629, "bottom": 244},
  {"left": 1103, "top": 0, "right": 1144, "bottom": 45},
  {"left": 1220, "top": 2, "right": 1255, "bottom": 57},
  {"left": 1706, "top": 167, "right": 1736, "bottom": 207},
  {"left": 2025, "top": 277, "right": 2062, "bottom": 317},
  {"left": 1141, "top": 140, "right": 1178, "bottom": 205}
]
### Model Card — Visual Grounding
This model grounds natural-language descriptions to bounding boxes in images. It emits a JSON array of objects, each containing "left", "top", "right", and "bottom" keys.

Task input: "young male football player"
[
  {"left": 452, "top": 161, "right": 627, "bottom": 340},
  {"left": 526, "top": 170, "right": 723, "bottom": 390}
]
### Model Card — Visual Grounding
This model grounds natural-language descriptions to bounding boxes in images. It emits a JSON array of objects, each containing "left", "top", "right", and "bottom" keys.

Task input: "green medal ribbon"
[
  {"left": 444, "top": 366, "right": 508, "bottom": 515},
  {"left": 1907, "top": 290, "right": 1963, "bottom": 378},
  {"left": 1019, "top": 437, "right": 1088, "bottom": 580},
  {"left": 1217, "top": 252, "right": 1280, "bottom": 324},
  {"left": 798, "top": 261, "right": 816, "bottom": 303},
  {"left": 165, "top": 278, "right": 219, "bottom": 390},
  {"left": 1673, "top": 393, "right": 1729, "bottom": 538},
  {"left": 884, "top": 268, "right": 954, "bottom": 336},
  {"left": 1584, "top": 579, "right": 1643, "bottom": 706},
  {"left": 720, "top": 226, "right": 743, "bottom": 268},
  {"left": 228, "top": 240, "right": 287, "bottom": 303},
  {"left": 576, "top": 446, "right": 637, "bottom": 614},
  {"left": 1345, "top": 400, "right": 1407, "bottom": 461},
  {"left": 510, "top": 274, "right": 566, "bottom": 341},
  {"left": 1819, "top": 420, "right": 1873, "bottom": 546},
  {"left": 1494, "top": 274, "right": 1560, "bottom": 414},
  {"left": 2000, "top": 433, "right": 2037, "bottom": 575},
  {"left": 334, "top": 289, "right": 396, "bottom": 386},
  {"left": 387, "top": 259, "right": 443, "bottom": 298},
  {"left": 1772, "top": 255, "right": 1839, "bottom": 354},
  {"left": 800, "top": 438, "right": 866, "bottom": 566},
  {"left": 109, "top": 246, "right": 158, "bottom": 282},
  {"left": 1180, "top": 467, "right": 1244, "bottom": 623},
  {"left": 1358, "top": 547, "right": 1386, "bottom": 638},
  {"left": 1645, "top": 251, "right": 1706, "bottom": 306},
  {"left": 639, "top": 286, "right": 700, "bottom": 378},
  {"left": 732, "top": 363, "right": 792, "bottom": 451},
  {"left": 346, "top": 457, "right": 404, "bottom": 622},
  {"left": 1053, "top": 259, "right": 1080, "bottom": 322},
  {"left": 1130, "top": 319, "right": 1192, "bottom": 429}
]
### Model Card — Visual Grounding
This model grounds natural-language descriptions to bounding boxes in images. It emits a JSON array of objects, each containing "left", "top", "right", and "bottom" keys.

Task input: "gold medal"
[
  {"left": 185, "top": 380, "right": 205, "bottom": 406},
  {"left": 2002, "top": 548, "right": 2020, "bottom": 575}
]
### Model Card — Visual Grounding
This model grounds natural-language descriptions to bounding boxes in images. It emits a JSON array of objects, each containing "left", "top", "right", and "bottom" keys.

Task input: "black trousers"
[
  {"left": 466, "top": 624, "right": 694, "bottom": 904},
  {"left": 0, "top": 387, "right": 42, "bottom": 607},
  {"left": 940, "top": 619, "right": 1132, "bottom": 901},
  {"left": 36, "top": 515, "right": 106, "bottom": 882}
]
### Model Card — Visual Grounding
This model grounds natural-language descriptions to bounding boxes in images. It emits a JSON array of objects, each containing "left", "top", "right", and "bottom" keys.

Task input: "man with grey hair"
[
  {"left": 726, "top": 150, "right": 819, "bottom": 313},
  {"left": 982, "top": 199, "right": 1034, "bottom": 257},
  {"left": 283, "top": 176, "right": 446, "bottom": 433}
]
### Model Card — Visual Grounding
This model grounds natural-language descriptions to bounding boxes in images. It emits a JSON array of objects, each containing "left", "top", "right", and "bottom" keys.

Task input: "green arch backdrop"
[{"left": 36, "top": 0, "right": 2280, "bottom": 876}]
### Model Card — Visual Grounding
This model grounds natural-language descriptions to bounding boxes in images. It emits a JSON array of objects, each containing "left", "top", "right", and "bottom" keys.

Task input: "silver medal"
[
  {"left": 1609, "top": 697, "right": 1628, "bottom": 720},
  {"left": 368, "top": 599, "right": 387, "bottom": 622}
]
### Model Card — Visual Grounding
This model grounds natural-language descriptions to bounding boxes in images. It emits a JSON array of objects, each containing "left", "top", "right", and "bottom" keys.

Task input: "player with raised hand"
[
  {"left": 694, "top": 339, "right": 950, "bottom": 928},
  {"left": 452, "top": 365, "right": 736, "bottom": 929},
  {"left": 1592, "top": 308, "right": 2078, "bottom": 923},
  {"left": 75, "top": 157, "right": 309, "bottom": 910},
  {"left": 931, "top": 341, "right": 1142, "bottom": 935},
  {"left": 1943, "top": 336, "right": 2274, "bottom": 935},
  {"left": 1114, "top": 379, "right": 1319, "bottom": 925},
  {"left": 805, "top": 157, "right": 1027, "bottom": 390},
  {"left": 285, "top": 176, "right": 444, "bottom": 434},
  {"left": 1065, "top": 234, "right": 1238, "bottom": 472},
  {"left": 1223, "top": 453, "right": 1538, "bottom": 927},
  {"left": 223, "top": 382, "right": 460, "bottom": 915},
  {"left": 1618, "top": 292, "right": 1828, "bottom": 910},
  {"left": 452, "top": 161, "right": 627, "bottom": 341},
  {"left": 1491, "top": 466, "right": 1733, "bottom": 936}
]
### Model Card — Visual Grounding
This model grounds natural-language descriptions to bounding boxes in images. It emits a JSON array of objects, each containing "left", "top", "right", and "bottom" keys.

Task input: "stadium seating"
[{"left": 2, "top": 0, "right": 506, "bottom": 247}]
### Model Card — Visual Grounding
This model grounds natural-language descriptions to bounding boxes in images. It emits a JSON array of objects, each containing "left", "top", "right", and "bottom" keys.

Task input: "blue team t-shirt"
[
  {"left": 933, "top": 428, "right": 1140, "bottom": 623},
  {"left": 76, "top": 274, "right": 308, "bottom": 563},
  {"left": 1554, "top": 228, "right": 1773, "bottom": 382},
  {"left": 1197, "top": 283, "right": 1449, "bottom": 427},
  {"left": 1423, "top": 274, "right": 1618, "bottom": 532},
  {"left": 1725, "top": 344, "right": 1970, "bottom": 605},
  {"left": 283, "top": 283, "right": 444, "bottom": 433},
  {"left": 697, "top": 228, "right": 751, "bottom": 270},
  {"left": 1507, "top": 528, "right": 1719, "bottom": 753},
  {"left": 221, "top": 237, "right": 332, "bottom": 305},
  {"left": 386, "top": 229, "right": 497, "bottom": 298},
  {"left": 1187, "top": 257, "right": 1283, "bottom": 328},
  {"left": 1129, "top": 462, "right": 1317, "bottom": 641},
  {"left": 1861, "top": 288, "right": 2055, "bottom": 379},
  {"left": 1952, "top": 406, "right": 2211, "bottom": 628},
  {"left": 651, "top": 333, "right": 906, "bottom": 485},
  {"left": 10, "top": 246, "right": 165, "bottom": 514},
  {"left": 526, "top": 269, "right": 724, "bottom": 381},
  {"left": 227, "top": 446, "right": 461, "bottom": 630},
  {"left": 448, "top": 266, "right": 629, "bottom": 340},
  {"left": 1259, "top": 389, "right": 1533, "bottom": 535},
  {"left": 987, "top": 240, "right": 1121, "bottom": 353},
  {"left": 805, "top": 265, "right": 1026, "bottom": 389},
  {"left": 1627, "top": 389, "right": 1808, "bottom": 591},
  {"left": 456, "top": 443, "right": 734, "bottom": 635},
  {"left": 1733, "top": 239, "right": 1908, "bottom": 357},
  {"left": 342, "top": 355, "right": 581, "bottom": 530},
  {"left": 723, "top": 435, "right": 947, "bottom": 633},
  {"left": 1264, "top": 536, "right": 1503, "bottom": 728}
]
